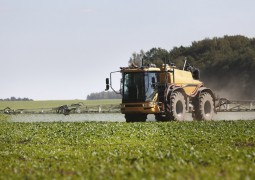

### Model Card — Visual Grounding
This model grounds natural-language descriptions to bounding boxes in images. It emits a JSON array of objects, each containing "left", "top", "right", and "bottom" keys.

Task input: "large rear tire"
[
  {"left": 194, "top": 92, "right": 215, "bottom": 120},
  {"left": 125, "top": 114, "right": 147, "bottom": 122}
]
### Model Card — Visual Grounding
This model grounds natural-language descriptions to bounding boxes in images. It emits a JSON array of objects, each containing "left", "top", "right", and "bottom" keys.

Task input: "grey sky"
[{"left": 1, "top": 0, "right": 254, "bottom": 100}]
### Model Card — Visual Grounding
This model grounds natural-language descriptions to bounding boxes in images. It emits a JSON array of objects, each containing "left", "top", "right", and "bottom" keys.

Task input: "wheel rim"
[
  {"left": 204, "top": 101, "right": 212, "bottom": 116},
  {"left": 176, "top": 100, "right": 184, "bottom": 116}
]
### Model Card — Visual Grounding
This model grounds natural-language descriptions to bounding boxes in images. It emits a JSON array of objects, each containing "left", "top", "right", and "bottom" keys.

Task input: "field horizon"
[{"left": 0, "top": 99, "right": 121, "bottom": 110}]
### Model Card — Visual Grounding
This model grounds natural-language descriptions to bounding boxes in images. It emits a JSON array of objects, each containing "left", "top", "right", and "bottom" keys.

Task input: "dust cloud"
[{"left": 202, "top": 75, "right": 255, "bottom": 100}]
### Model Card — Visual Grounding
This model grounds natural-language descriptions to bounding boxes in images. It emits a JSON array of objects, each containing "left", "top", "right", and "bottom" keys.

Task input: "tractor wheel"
[
  {"left": 169, "top": 91, "right": 186, "bottom": 121},
  {"left": 194, "top": 92, "right": 215, "bottom": 120},
  {"left": 125, "top": 114, "right": 147, "bottom": 122},
  {"left": 155, "top": 114, "right": 169, "bottom": 122}
]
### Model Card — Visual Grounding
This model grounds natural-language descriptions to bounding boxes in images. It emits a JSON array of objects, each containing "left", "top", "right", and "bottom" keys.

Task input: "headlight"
[{"left": 143, "top": 102, "right": 154, "bottom": 108}]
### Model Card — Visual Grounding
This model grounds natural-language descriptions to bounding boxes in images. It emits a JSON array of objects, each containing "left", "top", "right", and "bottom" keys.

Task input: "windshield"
[{"left": 122, "top": 72, "right": 158, "bottom": 102}]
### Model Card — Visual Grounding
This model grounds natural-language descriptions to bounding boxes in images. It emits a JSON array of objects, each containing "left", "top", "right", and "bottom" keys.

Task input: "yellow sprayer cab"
[{"left": 106, "top": 63, "right": 215, "bottom": 122}]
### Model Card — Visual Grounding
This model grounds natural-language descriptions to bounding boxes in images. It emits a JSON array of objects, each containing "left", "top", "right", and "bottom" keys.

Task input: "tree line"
[
  {"left": 129, "top": 35, "right": 255, "bottom": 99},
  {"left": 87, "top": 91, "right": 121, "bottom": 100},
  {"left": 0, "top": 97, "right": 33, "bottom": 101}
]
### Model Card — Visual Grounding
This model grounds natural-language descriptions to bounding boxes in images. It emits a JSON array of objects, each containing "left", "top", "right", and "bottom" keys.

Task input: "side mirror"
[
  {"left": 192, "top": 69, "right": 200, "bottom": 80},
  {"left": 120, "top": 78, "right": 123, "bottom": 93},
  {"left": 105, "top": 78, "right": 110, "bottom": 91}
]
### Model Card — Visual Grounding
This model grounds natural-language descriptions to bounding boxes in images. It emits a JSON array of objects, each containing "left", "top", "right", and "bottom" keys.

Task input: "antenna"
[
  {"left": 183, "top": 57, "right": 187, "bottom": 70},
  {"left": 164, "top": 57, "right": 167, "bottom": 69}
]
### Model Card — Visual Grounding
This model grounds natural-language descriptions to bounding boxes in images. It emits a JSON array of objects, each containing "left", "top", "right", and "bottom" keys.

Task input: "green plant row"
[
  {"left": 0, "top": 121, "right": 254, "bottom": 179},
  {"left": 0, "top": 114, "right": 9, "bottom": 122}
]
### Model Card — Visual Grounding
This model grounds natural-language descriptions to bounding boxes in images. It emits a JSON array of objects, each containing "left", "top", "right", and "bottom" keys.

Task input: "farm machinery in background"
[
  {"left": 0, "top": 103, "right": 120, "bottom": 115},
  {"left": 105, "top": 60, "right": 255, "bottom": 122}
]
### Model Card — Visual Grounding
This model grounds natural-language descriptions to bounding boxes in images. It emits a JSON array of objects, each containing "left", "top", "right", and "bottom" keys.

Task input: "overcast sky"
[{"left": 1, "top": 0, "right": 254, "bottom": 100}]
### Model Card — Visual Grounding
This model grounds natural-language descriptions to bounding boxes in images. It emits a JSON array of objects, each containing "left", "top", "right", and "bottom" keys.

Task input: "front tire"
[
  {"left": 125, "top": 114, "right": 147, "bottom": 122},
  {"left": 157, "top": 91, "right": 186, "bottom": 121},
  {"left": 194, "top": 92, "right": 215, "bottom": 120},
  {"left": 155, "top": 114, "right": 169, "bottom": 122},
  {"left": 169, "top": 91, "right": 186, "bottom": 121}
]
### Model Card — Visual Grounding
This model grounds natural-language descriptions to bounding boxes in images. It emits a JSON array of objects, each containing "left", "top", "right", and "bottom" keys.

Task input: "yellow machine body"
[{"left": 120, "top": 64, "right": 203, "bottom": 115}]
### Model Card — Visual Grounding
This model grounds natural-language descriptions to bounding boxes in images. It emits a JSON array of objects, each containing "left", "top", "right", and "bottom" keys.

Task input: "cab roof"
[{"left": 120, "top": 64, "right": 175, "bottom": 73}]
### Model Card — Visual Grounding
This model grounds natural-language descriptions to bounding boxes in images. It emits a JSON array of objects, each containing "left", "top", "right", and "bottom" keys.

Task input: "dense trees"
[
  {"left": 129, "top": 35, "right": 255, "bottom": 99},
  {"left": 89, "top": 35, "right": 254, "bottom": 100}
]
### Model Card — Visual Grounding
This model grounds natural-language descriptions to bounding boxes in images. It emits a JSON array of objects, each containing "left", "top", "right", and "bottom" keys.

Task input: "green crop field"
[{"left": 0, "top": 119, "right": 254, "bottom": 179}]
